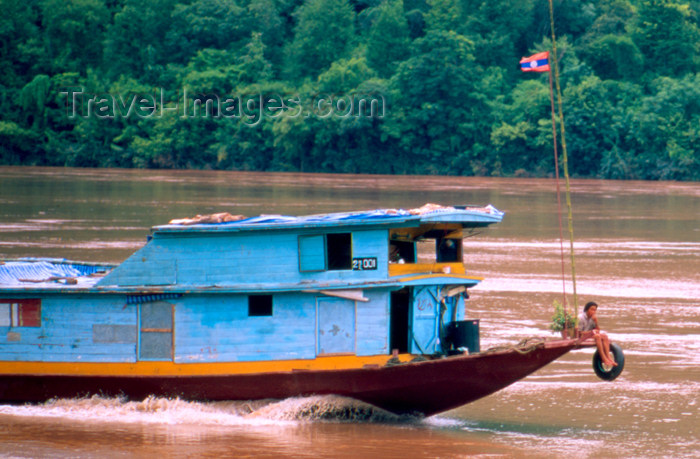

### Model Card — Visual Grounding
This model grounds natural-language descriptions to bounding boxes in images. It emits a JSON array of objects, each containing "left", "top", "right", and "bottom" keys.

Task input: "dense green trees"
[
  {"left": 630, "top": 0, "right": 700, "bottom": 76},
  {"left": 286, "top": 0, "right": 356, "bottom": 79},
  {"left": 366, "top": 0, "right": 410, "bottom": 78},
  {"left": 0, "top": 0, "right": 698, "bottom": 180}
]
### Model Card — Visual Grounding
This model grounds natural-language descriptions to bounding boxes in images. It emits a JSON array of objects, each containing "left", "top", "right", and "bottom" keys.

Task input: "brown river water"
[{"left": 0, "top": 166, "right": 698, "bottom": 458}]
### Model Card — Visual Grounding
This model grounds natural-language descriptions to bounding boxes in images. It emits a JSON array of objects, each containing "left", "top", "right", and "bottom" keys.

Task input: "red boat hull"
[{"left": 0, "top": 340, "right": 581, "bottom": 416}]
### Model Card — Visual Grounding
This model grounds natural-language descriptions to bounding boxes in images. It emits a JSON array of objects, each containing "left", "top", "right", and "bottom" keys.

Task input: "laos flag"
[{"left": 520, "top": 52, "right": 550, "bottom": 72}]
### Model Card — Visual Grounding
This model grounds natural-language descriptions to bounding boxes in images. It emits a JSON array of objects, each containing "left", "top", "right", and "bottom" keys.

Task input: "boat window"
[
  {"left": 326, "top": 233, "right": 352, "bottom": 270},
  {"left": 0, "top": 299, "right": 41, "bottom": 327},
  {"left": 413, "top": 230, "right": 464, "bottom": 264},
  {"left": 436, "top": 238, "right": 461, "bottom": 262},
  {"left": 248, "top": 295, "right": 273, "bottom": 316},
  {"left": 389, "top": 240, "right": 416, "bottom": 263}
]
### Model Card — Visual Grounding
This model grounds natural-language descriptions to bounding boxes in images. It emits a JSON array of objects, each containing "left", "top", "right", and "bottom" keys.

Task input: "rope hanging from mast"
[{"left": 548, "top": 0, "right": 578, "bottom": 313}]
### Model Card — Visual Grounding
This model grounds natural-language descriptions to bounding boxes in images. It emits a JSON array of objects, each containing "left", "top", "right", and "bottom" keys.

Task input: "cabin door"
[
  {"left": 138, "top": 301, "right": 174, "bottom": 361},
  {"left": 316, "top": 298, "right": 356, "bottom": 355},
  {"left": 390, "top": 288, "right": 411, "bottom": 354},
  {"left": 411, "top": 287, "right": 439, "bottom": 354}
]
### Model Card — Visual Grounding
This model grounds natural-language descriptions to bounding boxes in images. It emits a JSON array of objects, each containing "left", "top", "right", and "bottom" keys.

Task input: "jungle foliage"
[{"left": 1, "top": 0, "right": 699, "bottom": 179}]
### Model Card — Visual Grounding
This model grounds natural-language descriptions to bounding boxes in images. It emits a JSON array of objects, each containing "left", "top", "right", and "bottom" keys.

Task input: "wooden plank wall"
[
  {"left": 98, "top": 230, "right": 390, "bottom": 287},
  {"left": 0, "top": 295, "right": 137, "bottom": 362},
  {"left": 175, "top": 290, "right": 391, "bottom": 362},
  {"left": 174, "top": 292, "right": 316, "bottom": 363},
  {"left": 1, "top": 289, "right": 392, "bottom": 363}
]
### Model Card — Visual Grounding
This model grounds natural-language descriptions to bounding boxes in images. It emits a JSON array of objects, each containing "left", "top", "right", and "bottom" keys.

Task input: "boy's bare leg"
[
  {"left": 595, "top": 334, "right": 616, "bottom": 366},
  {"left": 601, "top": 333, "right": 617, "bottom": 366}
]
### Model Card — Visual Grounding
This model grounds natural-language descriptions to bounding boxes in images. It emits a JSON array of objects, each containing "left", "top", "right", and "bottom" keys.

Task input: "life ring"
[{"left": 593, "top": 342, "right": 625, "bottom": 381}]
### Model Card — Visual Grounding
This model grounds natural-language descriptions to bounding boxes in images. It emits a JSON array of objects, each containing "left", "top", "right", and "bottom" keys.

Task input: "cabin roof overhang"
[
  {"left": 151, "top": 205, "right": 504, "bottom": 236},
  {"left": 0, "top": 272, "right": 484, "bottom": 294}
]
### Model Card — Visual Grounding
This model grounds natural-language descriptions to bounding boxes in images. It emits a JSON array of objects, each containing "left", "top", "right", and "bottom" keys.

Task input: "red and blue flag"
[{"left": 520, "top": 52, "right": 550, "bottom": 72}]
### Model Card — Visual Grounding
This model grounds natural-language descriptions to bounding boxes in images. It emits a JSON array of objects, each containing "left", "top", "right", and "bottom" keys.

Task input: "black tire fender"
[{"left": 593, "top": 342, "right": 625, "bottom": 381}]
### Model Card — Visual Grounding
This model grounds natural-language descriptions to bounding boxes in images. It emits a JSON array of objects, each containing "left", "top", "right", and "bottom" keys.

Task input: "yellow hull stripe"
[
  {"left": 0, "top": 354, "right": 416, "bottom": 377},
  {"left": 397, "top": 273, "right": 483, "bottom": 283}
]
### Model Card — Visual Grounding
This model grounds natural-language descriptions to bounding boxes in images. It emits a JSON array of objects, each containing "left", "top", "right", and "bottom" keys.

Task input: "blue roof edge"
[{"left": 153, "top": 205, "right": 504, "bottom": 233}]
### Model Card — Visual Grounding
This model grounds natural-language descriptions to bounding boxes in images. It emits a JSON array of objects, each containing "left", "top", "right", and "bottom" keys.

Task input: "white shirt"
[{"left": 578, "top": 312, "right": 596, "bottom": 332}]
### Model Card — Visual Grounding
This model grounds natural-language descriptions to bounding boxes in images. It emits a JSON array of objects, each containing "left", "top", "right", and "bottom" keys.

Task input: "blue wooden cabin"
[{"left": 0, "top": 205, "right": 504, "bottom": 370}]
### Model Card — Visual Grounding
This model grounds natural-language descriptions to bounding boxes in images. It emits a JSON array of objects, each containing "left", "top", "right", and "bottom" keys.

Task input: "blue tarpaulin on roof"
[
  {"left": 0, "top": 260, "right": 111, "bottom": 285},
  {"left": 157, "top": 205, "right": 504, "bottom": 233}
]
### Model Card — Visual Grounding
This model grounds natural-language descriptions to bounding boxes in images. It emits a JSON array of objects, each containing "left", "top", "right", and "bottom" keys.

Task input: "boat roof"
[
  {"left": 154, "top": 204, "right": 504, "bottom": 234},
  {"left": 1, "top": 204, "right": 503, "bottom": 292},
  {"left": 0, "top": 258, "right": 114, "bottom": 290}
]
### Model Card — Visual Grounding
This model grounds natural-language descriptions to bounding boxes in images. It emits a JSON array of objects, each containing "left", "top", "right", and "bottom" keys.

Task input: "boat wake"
[
  {"left": 0, "top": 395, "right": 410, "bottom": 426},
  {"left": 248, "top": 395, "right": 408, "bottom": 423}
]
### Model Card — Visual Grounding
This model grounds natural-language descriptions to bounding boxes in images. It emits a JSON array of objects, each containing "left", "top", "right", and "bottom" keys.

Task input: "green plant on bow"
[{"left": 549, "top": 299, "right": 576, "bottom": 332}]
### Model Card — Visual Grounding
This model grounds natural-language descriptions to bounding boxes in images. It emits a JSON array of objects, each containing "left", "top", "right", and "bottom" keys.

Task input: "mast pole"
[
  {"left": 548, "top": 64, "right": 568, "bottom": 309},
  {"left": 548, "top": 0, "right": 578, "bottom": 311}
]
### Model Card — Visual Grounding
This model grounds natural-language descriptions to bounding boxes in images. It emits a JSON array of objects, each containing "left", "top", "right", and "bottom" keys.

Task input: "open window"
[
  {"left": 436, "top": 237, "right": 460, "bottom": 262},
  {"left": 248, "top": 294, "right": 273, "bottom": 316},
  {"left": 389, "top": 240, "right": 416, "bottom": 263},
  {"left": 326, "top": 233, "right": 352, "bottom": 270},
  {"left": 389, "top": 225, "right": 464, "bottom": 272},
  {"left": 0, "top": 299, "right": 41, "bottom": 327},
  {"left": 299, "top": 233, "right": 353, "bottom": 272}
]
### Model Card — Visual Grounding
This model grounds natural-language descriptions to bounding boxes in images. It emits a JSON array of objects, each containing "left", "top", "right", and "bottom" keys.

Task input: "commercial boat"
[{"left": 0, "top": 204, "right": 617, "bottom": 416}]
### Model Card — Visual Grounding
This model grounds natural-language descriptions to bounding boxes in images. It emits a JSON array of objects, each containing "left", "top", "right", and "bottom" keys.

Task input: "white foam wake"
[{"left": 0, "top": 394, "right": 408, "bottom": 426}]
